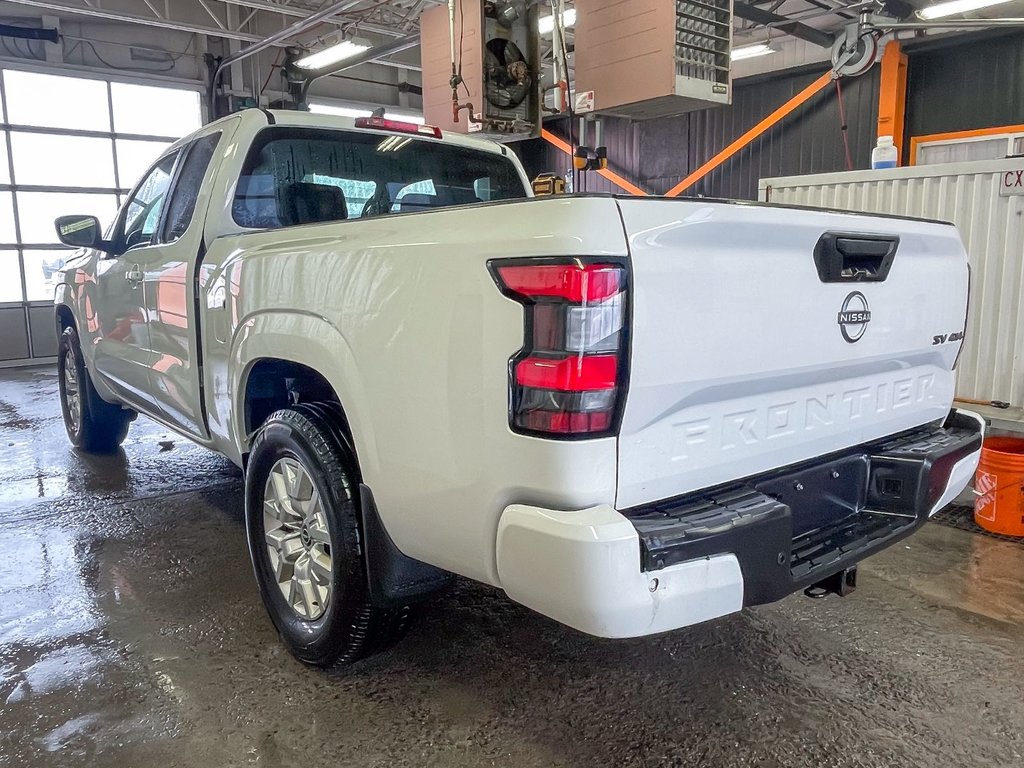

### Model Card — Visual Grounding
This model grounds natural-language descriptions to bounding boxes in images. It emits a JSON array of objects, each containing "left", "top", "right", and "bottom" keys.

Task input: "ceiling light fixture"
[
  {"left": 294, "top": 37, "right": 372, "bottom": 70},
  {"left": 309, "top": 102, "right": 426, "bottom": 125},
  {"left": 538, "top": 8, "right": 577, "bottom": 35},
  {"left": 918, "top": 0, "right": 1013, "bottom": 18},
  {"left": 730, "top": 42, "right": 776, "bottom": 61}
]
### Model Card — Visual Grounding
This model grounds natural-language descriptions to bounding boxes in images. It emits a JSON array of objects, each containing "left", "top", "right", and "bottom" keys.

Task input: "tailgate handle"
[{"left": 813, "top": 232, "right": 899, "bottom": 283}]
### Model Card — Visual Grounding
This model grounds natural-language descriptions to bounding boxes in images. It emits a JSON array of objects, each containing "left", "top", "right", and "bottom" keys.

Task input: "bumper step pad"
[
  {"left": 789, "top": 511, "right": 911, "bottom": 580},
  {"left": 623, "top": 411, "right": 983, "bottom": 606}
]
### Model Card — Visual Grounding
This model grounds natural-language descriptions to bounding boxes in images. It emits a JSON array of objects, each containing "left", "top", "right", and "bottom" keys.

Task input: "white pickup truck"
[{"left": 53, "top": 108, "right": 984, "bottom": 667}]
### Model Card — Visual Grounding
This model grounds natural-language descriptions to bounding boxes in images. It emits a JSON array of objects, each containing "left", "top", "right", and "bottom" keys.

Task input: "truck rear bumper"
[{"left": 495, "top": 409, "right": 983, "bottom": 639}]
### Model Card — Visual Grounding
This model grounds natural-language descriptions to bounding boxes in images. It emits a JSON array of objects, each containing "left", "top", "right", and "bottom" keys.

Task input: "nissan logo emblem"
[{"left": 837, "top": 291, "right": 871, "bottom": 343}]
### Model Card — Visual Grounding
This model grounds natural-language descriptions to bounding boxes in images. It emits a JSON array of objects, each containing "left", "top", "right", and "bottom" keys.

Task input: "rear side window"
[
  {"left": 232, "top": 127, "right": 526, "bottom": 230},
  {"left": 163, "top": 133, "right": 220, "bottom": 242}
]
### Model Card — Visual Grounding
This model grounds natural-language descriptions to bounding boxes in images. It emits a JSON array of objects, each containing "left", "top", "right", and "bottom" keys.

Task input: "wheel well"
[
  {"left": 243, "top": 358, "right": 350, "bottom": 440},
  {"left": 55, "top": 305, "right": 75, "bottom": 335}
]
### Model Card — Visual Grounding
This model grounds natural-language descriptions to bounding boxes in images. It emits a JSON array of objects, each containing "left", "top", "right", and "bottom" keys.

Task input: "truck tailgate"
[{"left": 615, "top": 199, "right": 968, "bottom": 510}]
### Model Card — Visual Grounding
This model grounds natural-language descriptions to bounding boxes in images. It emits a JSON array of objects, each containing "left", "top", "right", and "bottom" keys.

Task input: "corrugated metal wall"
[
  {"left": 904, "top": 32, "right": 1024, "bottom": 149},
  {"left": 517, "top": 66, "right": 880, "bottom": 199},
  {"left": 758, "top": 160, "right": 1024, "bottom": 405},
  {"left": 684, "top": 68, "right": 879, "bottom": 199}
]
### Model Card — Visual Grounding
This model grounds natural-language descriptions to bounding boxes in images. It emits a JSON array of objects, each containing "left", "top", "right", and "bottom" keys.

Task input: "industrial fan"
[{"left": 484, "top": 37, "right": 531, "bottom": 109}]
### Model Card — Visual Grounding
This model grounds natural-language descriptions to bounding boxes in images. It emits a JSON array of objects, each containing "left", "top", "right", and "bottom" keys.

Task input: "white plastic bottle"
[{"left": 871, "top": 135, "right": 898, "bottom": 169}]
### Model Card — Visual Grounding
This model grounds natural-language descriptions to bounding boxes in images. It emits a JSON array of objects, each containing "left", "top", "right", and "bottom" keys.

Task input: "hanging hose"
[
  {"left": 550, "top": 0, "right": 577, "bottom": 190},
  {"left": 834, "top": 78, "right": 854, "bottom": 172}
]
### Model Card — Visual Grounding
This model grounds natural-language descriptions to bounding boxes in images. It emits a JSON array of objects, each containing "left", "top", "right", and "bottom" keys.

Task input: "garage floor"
[{"left": 2, "top": 367, "right": 1023, "bottom": 768}]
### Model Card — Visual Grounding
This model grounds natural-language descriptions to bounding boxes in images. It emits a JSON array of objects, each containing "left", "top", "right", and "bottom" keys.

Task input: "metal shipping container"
[{"left": 759, "top": 160, "right": 1024, "bottom": 405}]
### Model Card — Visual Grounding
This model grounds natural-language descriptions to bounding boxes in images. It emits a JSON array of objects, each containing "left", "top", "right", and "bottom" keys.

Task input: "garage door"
[{"left": 0, "top": 66, "right": 202, "bottom": 365}]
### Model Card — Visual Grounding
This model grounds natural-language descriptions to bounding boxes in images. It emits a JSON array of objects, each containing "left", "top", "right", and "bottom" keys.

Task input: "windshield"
[{"left": 232, "top": 126, "right": 527, "bottom": 229}]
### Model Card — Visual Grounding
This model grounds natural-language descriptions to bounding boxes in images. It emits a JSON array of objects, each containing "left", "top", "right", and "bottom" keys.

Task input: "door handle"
[
  {"left": 813, "top": 232, "right": 899, "bottom": 283},
  {"left": 125, "top": 265, "right": 142, "bottom": 287}
]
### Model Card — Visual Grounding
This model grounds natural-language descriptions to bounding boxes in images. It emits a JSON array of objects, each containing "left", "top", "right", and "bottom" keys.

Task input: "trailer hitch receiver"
[{"left": 804, "top": 566, "right": 858, "bottom": 599}]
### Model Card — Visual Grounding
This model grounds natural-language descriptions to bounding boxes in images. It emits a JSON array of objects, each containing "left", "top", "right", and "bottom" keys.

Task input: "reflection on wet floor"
[{"left": 1, "top": 366, "right": 1023, "bottom": 768}]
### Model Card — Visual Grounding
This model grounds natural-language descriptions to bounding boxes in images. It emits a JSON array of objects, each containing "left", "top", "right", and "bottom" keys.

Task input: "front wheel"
[
  {"left": 57, "top": 326, "right": 133, "bottom": 453},
  {"left": 245, "top": 404, "right": 411, "bottom": 666}
]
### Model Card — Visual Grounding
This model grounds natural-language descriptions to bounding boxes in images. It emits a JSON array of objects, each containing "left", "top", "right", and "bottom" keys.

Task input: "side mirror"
[{"left": 54, "top": 215, "right": 109, "bottom": 251}]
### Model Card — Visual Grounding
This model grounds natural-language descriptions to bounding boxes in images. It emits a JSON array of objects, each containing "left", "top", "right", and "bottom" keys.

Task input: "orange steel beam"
[
  {"left": 541, "top": 128, "right": 648, "bottom": 196},
  {"left": 877, "top": 41, "right": 908, "bottom": 165},
  {"left": 665, "top": 71, "right": 834, "bottom": 197}
]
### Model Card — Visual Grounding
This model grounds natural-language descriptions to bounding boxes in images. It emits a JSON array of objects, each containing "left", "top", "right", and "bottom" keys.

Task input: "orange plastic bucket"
[{"left": 974, "top": 437, "right": 1024, "bottom": 537}]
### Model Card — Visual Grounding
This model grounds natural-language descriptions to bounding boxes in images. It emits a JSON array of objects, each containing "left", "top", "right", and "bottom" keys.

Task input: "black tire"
[
  {"left": 245, "top": 404, "right": 412, "bottom": 667},
  {"left": 57, "top": 326, "right": 133, "bottom": 453}
]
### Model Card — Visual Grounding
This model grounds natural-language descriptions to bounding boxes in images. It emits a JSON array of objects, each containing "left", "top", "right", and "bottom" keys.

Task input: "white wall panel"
[{"left": 759, "top": 160, "right": 1024, "bottom": 405}]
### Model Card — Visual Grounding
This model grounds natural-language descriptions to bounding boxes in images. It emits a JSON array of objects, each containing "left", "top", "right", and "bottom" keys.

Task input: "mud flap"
[{"left": 359, "top": 484, "right": 451, "bottom": 607}]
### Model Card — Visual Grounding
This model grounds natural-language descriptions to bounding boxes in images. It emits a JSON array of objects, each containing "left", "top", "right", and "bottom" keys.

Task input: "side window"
[
  {"left": 232, "top": 128, "right": 527, "bottom": 231},
  {"left": 163, "top": 133, "right": 220, "bottom": 242},
  {"left": 120, "top": 152, "right": 178, "bottom": 252}
]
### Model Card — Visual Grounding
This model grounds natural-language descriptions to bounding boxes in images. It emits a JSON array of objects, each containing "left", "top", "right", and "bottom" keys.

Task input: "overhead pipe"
[{"left": 0, "top": 23, "right": 59, "bottom": 42}]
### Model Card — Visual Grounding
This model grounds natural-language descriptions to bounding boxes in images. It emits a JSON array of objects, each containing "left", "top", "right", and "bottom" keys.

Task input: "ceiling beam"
[
  {"left": 0, "top": 0, "right": 265, "bottom": 41},
  {"left": 732, "top": 2, "right": 836, "bottom": 47},
  {"left": 216, "top": 0, "right": 443, "bottom": 36},
  {"left": 213, "top": 0, "right": 364, "bottom": 83},
  {"left": 0, "top": 0, "right": 422, "bottom": 52}
]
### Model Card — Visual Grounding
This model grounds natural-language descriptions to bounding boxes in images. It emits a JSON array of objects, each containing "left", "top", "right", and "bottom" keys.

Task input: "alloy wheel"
[
  {"left": 63, "top": 350, "right": 81, "bottom": 433},
  {"left": 263, "top": 456, "right": 333, "bottom": 620}
]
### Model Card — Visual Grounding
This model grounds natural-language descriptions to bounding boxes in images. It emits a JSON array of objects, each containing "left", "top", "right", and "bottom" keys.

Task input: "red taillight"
[
  {"left": 515, "top": 355, "right": 618, "bottom": 391},
  {"left": 353, "top": 116, "right": 442, "bottom": 139},
  {"left": 496, "top": 264, "right": 621, "bottom": 303},
  {"left": 491, "top": 260, "right": 628, "bottom": 438}
]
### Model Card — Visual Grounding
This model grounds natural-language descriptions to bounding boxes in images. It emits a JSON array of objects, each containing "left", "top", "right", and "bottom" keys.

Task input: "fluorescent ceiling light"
[
  {"left": 730, "top": 43, "right": 776, "bottom": 61},
  {"left": 538, "top": 8, "right": 577, "bottom": 34},
  {"left": 309, "top": 102, "right": 426, "bottom": 125},
  {"left": 384, "top": 112, "right": 426, "bottom": 125},
  {"left": 295, "top": 38, "right": 372, "bottom": 70},
  {"left": 918, "top": 0, "right": 1012, "bottom": 18},
  {"left": 309, "top": 104, "right": 372, "bottom": 119}
]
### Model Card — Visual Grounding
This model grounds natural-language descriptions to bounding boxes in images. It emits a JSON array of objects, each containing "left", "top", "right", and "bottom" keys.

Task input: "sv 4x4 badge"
[{"left": 837, "top": 291, "right": 871, "bottom": 343}]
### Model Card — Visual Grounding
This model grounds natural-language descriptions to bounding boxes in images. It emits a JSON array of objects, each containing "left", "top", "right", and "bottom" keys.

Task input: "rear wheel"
[
  {"left": 245, "top": 404, "right": 411, "bottom": 666},
  {"left": 57, "top": 326, "right": 133, "bottom": 453}
]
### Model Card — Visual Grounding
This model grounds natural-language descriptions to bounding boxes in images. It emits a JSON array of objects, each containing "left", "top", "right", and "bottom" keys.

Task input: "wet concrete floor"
[{"left": 1, "top": 366, "right": 1023, "bottom": 767}]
